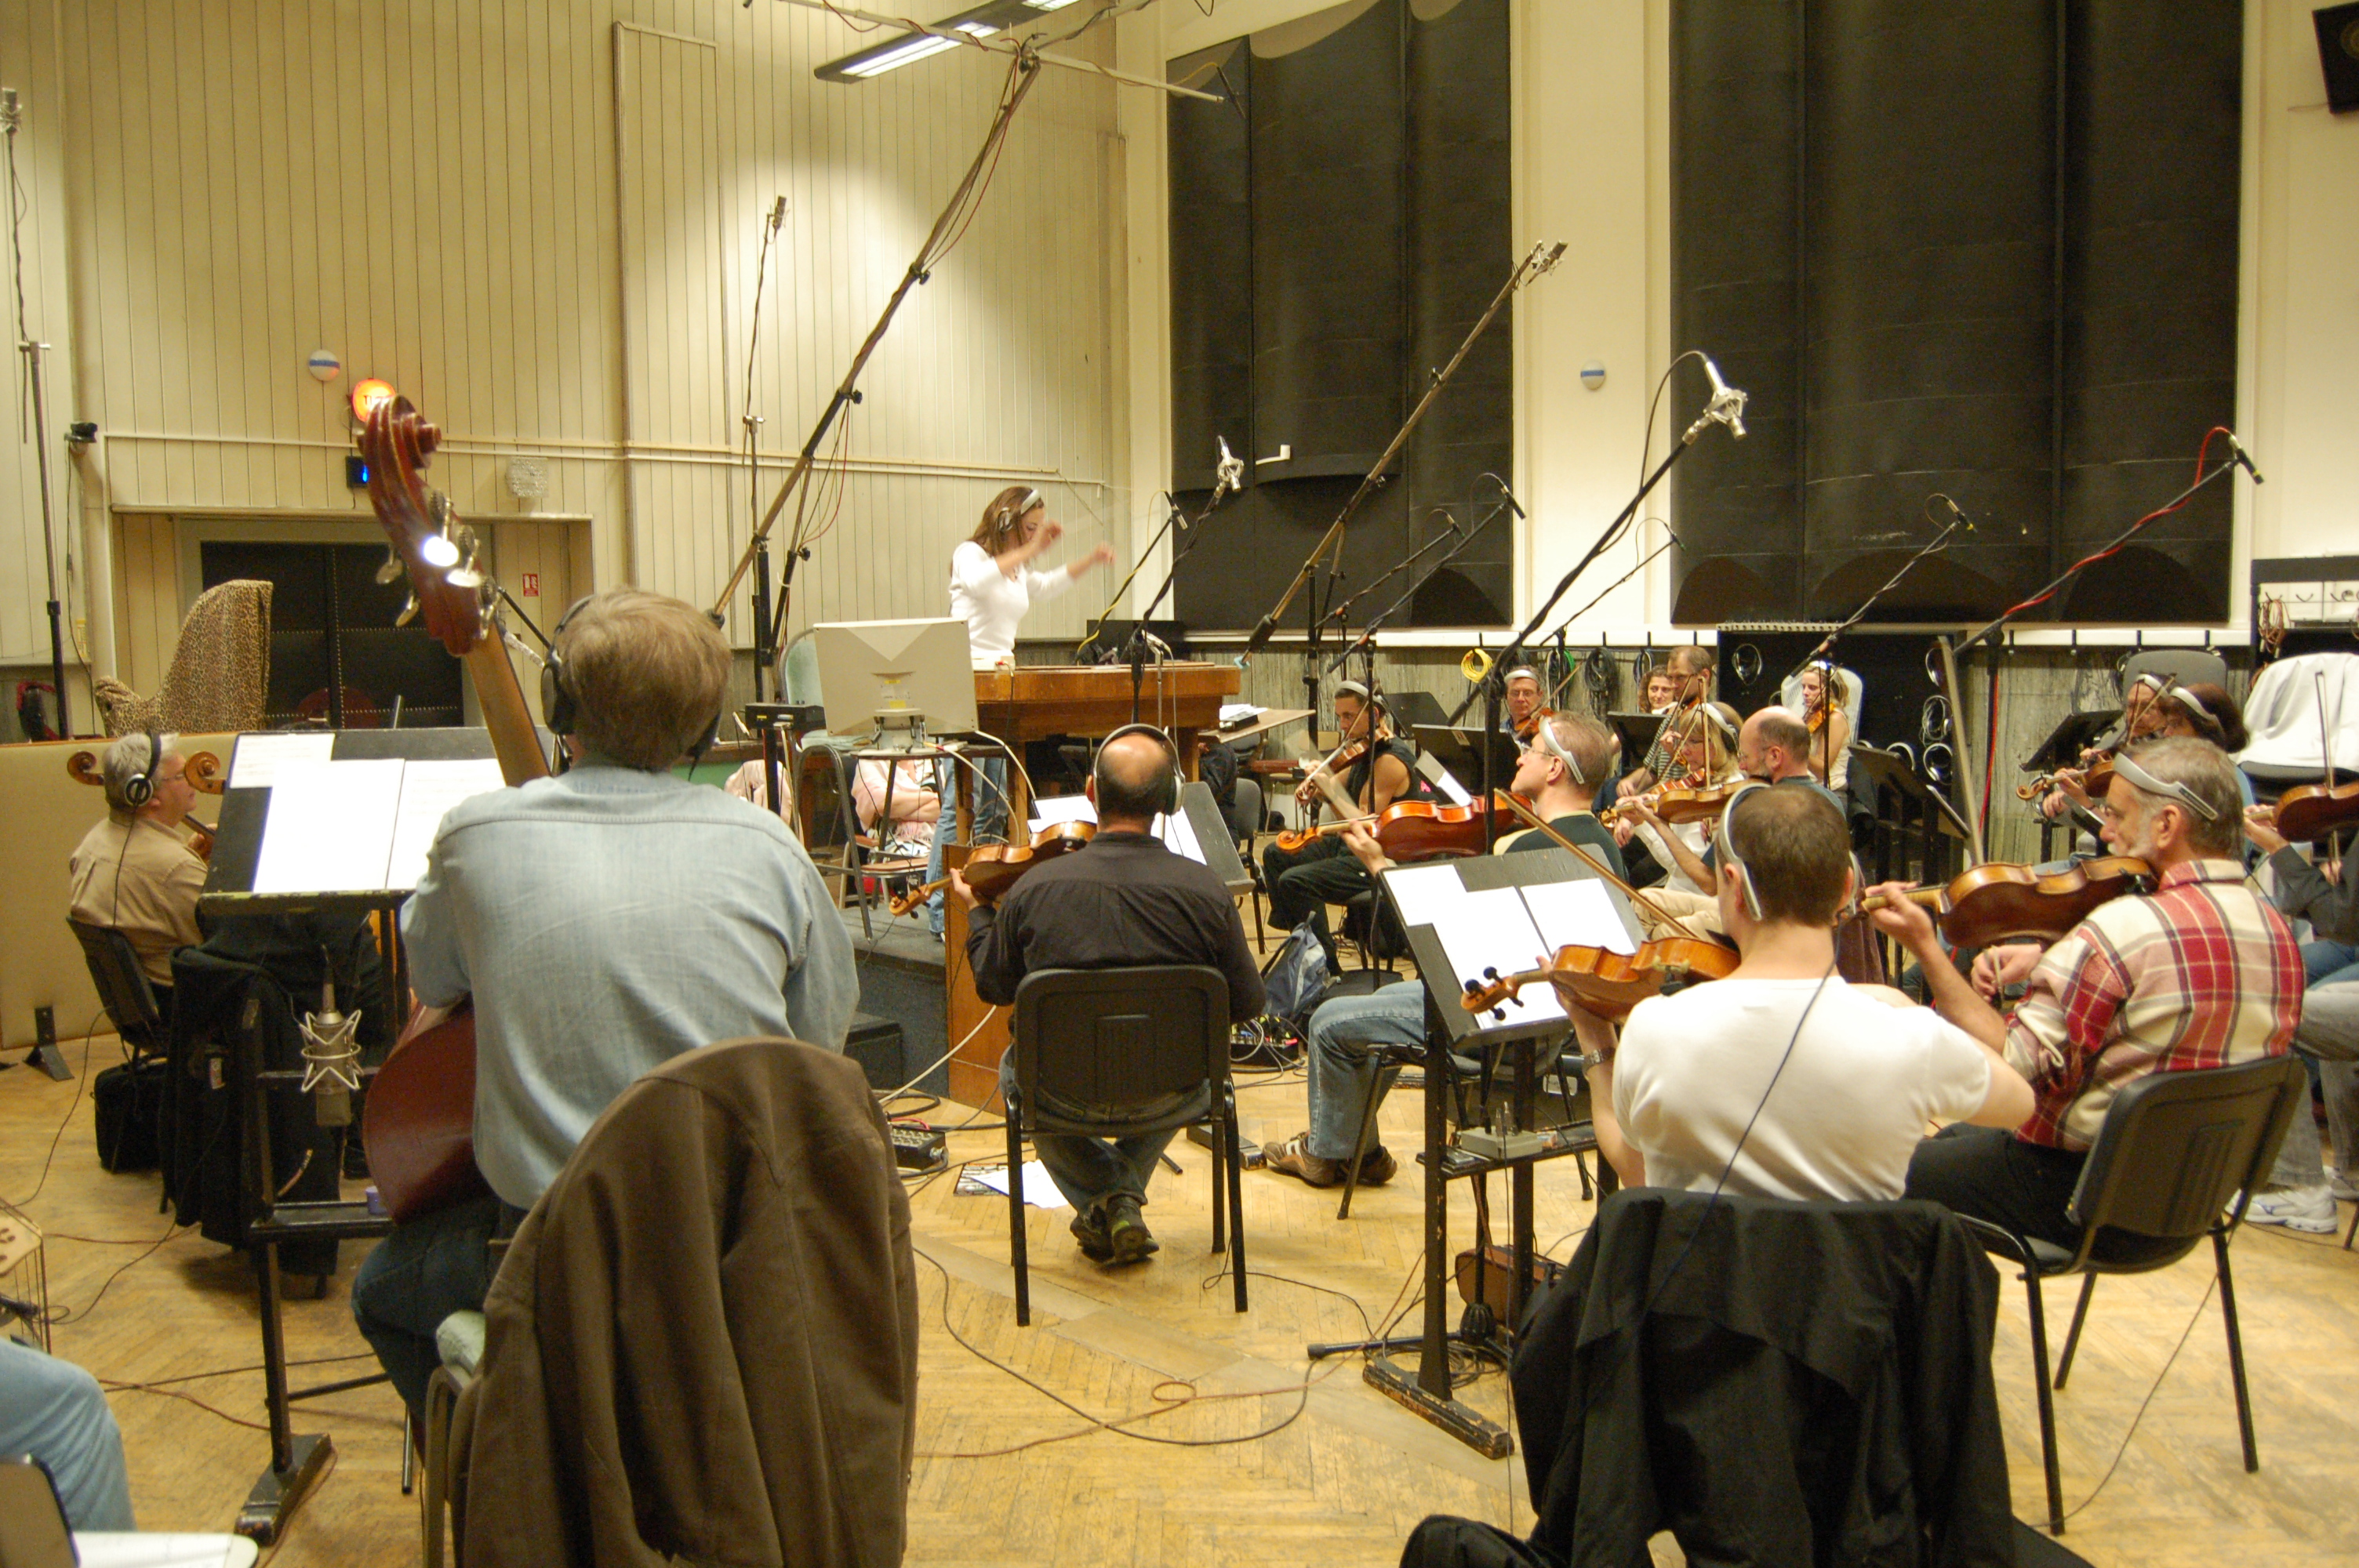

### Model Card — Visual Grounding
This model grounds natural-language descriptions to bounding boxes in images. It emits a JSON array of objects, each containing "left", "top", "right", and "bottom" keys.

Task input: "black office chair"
[
  {"left": 1005, "top": 966, "right": 1246, "bottom": 1326},
  {"left": 67, "top": 916, "right": 172, "bottom": 1058},
  {"left": 1957, "top": 1054, "right": 2306, "bottom": 1534}
]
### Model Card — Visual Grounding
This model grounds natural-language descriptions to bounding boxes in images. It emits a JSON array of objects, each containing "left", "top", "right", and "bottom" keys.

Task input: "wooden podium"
[{"left": 943, "top": 661, "right": 1241, "bottom": 1108}]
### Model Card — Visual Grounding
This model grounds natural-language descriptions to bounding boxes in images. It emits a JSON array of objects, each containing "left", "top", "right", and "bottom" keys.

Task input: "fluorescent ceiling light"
[
  {"left": 842, "top": 34, "right": 959, "bottom": 77},
  {"left": 815, "top": 0, "right": 1082, "bottom": 83}
]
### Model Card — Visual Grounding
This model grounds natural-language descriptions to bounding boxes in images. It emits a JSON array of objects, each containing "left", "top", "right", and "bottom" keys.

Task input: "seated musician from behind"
[
  {"left": 954, "top": 728, "right": 1264, "bottom": 1265},
  {"left": 1261, "top": 713, "right": 1624, "bottom": 1189},
  {"left": 1873, "top": 738, "right": 2300, "bottom": 1258},
  {"left": 68, "top": 731, "right": 206, "bottom": 1010},
  {"left": 1579, "top": 785, "right": 2030, "bottom": 1198},
  {"left": 1615, "top": 644, "right": 1715, "bottom": 800},
  {"left": 1263, "top": 682, "right": 1423, "bottom": 972},
  {"left": 352, "top": 590, "right": 858, "bottom": 1419}
]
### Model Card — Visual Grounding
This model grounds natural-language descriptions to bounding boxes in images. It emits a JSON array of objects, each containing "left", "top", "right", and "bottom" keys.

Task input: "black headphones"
[
  {"left": 1092, "top": 723, "right": 1181, "bottom": 817},
  {"left": 120, "top": 731, "right": 163, "bottom": 808},
  {"left": 542, "top": 593, "right": 724, "bottom": 765}
]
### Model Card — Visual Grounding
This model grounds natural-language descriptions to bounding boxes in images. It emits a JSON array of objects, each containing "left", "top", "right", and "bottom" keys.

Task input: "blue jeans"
[
  {"left": 2304, "top": 939, "right": 2359, "bottom": 987},
  {"left": 351, "top": 1193, "right": 518, "bottom": 1415},
  {"left": 0, "top": 1338, "right": 133, "bottom": 1530},
  {"left": 925, "top": 755, "right": 1009, "bottom": 935},
  {"left": 1305, "top": 982, "right": 1426, "bottom": 1161},
  {"left": 2269, "top": 981, "right": 2359, "bottom": 1190},
  {"left": 1001, "top": 1052, "right": 1205, "bottom": 1218}
]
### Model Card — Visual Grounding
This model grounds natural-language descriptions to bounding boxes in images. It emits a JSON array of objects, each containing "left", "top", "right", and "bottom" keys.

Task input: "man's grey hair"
[
  {"left": 2116, "top": 736, "right": 2243, "bottom": 855},
  {"left": 101, "top": 731, "right": 176, "bottom": 811}
]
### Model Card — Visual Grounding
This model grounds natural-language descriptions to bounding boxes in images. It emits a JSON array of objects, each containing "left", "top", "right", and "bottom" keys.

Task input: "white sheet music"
[
  {"left": 1154, "top": 807, "right": 1204, "bottom": 865},
  {"left": 250, "top": 759, "right": 406, "bottom": 894},
  {"left": 1384, "top": 863, "right": 1470, "bottom": 929},
  {"left": 227, "top": 731, "right": 334, "bottom": 789},
  {"left": 1520, "top": 878, "right": 1637, "bottom": 956},
  {"left": 1029, "top": 794, "right": 1096, "bottom": 832},
  {"left": 383, "top": 759, "right": 510, "bottom": 892},
  {"left": 1433, "top": 887, "right": 1567, "bottom": 1025}
]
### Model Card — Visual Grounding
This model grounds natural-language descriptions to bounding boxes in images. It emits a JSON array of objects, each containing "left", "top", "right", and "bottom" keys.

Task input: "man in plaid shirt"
[{"left": 1869, "top": 738, "right": 2303, "bottom": 1261}]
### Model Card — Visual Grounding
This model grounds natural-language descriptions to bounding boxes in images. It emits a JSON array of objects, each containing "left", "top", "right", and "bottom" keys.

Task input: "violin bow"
[{"left": 1495, "top": 790, "right": 1713, "bottom": 943}]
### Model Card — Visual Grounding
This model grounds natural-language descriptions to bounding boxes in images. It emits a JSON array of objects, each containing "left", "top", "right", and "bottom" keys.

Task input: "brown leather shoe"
[
  {"left": 1355, "top": 1145, "right": 1398, "bottom": 1186},
  {"left": 1262, "top": 1132, "right": 1347, "bottom": 1188}
]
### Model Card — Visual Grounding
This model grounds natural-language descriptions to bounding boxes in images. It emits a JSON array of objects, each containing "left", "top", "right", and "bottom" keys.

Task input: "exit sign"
[{"left": 520, "top": 572, "right": 540, "bottom": 597}]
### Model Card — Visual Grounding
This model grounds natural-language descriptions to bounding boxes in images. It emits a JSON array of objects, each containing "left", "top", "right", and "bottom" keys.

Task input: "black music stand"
[
  {"left": 1413, "top": 723, "right": 1518, "bottom": 793},
  {"left": 1850, "top": 744, "right": 1965, "bottom": 890},
  {"left": 1307, "top": 848, "right": 1639, "bottom": 1458},
  {"left": 2023, "top": 708, "right": 2121, "bottom": 778},
  {"left": 198, "top": 727, "right": 520, "bottom": 1544},
  {"left": 1606, "top": 710, "right": 1667, "bottom": 764}
]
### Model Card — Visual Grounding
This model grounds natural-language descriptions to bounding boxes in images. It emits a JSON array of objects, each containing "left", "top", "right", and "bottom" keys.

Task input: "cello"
[
  {"left": 65, "top": 746, "right": 224, "bottom": 858},
  {"left": 355, "top": 397, "right": 553, "bottom": 1223}
]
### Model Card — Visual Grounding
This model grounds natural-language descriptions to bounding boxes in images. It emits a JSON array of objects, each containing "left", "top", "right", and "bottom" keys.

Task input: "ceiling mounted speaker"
[
  {"left": 507, "top": 457, "right": 548, "bottom": 502},
  {"left": 2318, "top": 3, "right": 2359, "bottom": 113}
]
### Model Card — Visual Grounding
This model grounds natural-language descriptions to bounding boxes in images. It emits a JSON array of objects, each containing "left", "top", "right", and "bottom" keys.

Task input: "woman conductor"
[{"left": 949, "top": 485, "right": 1114, "bottom": 670}]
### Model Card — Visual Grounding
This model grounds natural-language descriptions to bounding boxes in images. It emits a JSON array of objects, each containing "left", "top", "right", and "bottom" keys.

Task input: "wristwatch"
[{"left": 1573, "top": 1047, "right": 1615, "bottom": 1074}]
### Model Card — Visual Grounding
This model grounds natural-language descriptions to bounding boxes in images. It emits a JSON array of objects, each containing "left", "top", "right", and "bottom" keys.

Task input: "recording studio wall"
[
  {"left": 1165, "top": 0, "right": 1513, "bottom": 633},
  {"left": 1669, "top": 0, "right": 2243, "bottom": 629}
]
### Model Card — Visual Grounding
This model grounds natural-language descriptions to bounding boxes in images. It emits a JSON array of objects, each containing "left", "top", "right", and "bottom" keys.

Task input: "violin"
[
  {"left": 1271, "top": 792, "right": 1521, "bottom": 860},
  {"left": 1460, "top": 936, "right": 1739, "bottom": 1024},
  {"left": 1862, "top": 855, "right": 2151, "bottom": 949},
  {"left": 1599, "top": 776, "right": 1736, "bottom": 830},
  {"left": 2263, "top": 782, "right": 2359, "bottom": 844},
  {"left": 889, "top": 821, "right": 1097, "bottom": 916},
  {"left": 1293, "top": 737, "right": 1371, "bottom": 809}
]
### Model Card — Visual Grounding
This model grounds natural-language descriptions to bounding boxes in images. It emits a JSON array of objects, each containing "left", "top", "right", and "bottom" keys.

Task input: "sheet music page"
[
  {"left": 1433, "top": 887, "right": 1567, "bottom": 1025},
  {"left": 1427, "top": 768, "right": 1472, "bottom": 806},
  {"left": 384, "top": 758, "right": 511, "bottom": 892},
  {"left": 1384, "top": 863, "right": 1470, "bottom": 929},
  {"left": 1153, "top": 807, "right": 1204, "bottom": 865},
  {"left": 1520, "top": 879, "right": 1638, "bottom": 956},
  {"left": 227, "top": 731, "right": 335, "bottom": 789},
  {"left": 1029, "top": 794, "right": 1096, "bottom": 833},
  {"left": 250, "top": 759, "right": 406, "bottom": 894}
]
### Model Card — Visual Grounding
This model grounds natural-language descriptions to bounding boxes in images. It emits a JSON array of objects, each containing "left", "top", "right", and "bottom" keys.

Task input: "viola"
[
  {"left": 1460, "top": 936, "right": 1739, "bottom": 1024},
  {"left": 1271, "top": 792, "right": 1520, "bottom": 859},
  {"left": 888, "top": 821, "right": 1097, "bottom": 916},
  {"left": 1293, "top": 737, "right": 1372, "bottom": 809},
  {"left": 2260, "top": 782, "right": 2359, "bottom": 844},
  {"left": 1863, "top": 855, "right": 2151, "bottom": 949}
]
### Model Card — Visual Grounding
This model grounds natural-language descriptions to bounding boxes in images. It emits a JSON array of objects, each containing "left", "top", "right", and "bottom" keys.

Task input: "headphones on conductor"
[
  {"left": 993, "top": 488, "right": 1044, "bottom": 539},
  {"left": 1092, "top": 723, "right": 1181, "bottom": 818},
  {"left": 542, "top": 593, "right": 724, "bottom": 764},
  {"left": 120, "top": 731, "right": 164, "bottom": 809}
]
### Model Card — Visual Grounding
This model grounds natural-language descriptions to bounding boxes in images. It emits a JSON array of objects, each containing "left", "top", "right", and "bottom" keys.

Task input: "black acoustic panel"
[
  {"left": 2057, "top": 0, "right": 2238, "bottom": 621},
  {"left": 1171, "top": 475, "right": 1410, "bottom": 634},
  {"left": 1712, "top": 629, "right": 1945, "bottom": 754},
  {"left": 1169, "top": 41, "right": 1255, "bottom": 493},
  {"left": 1801, "top": 0, "right": 2055, "bottom": 620},
  {"left": 1670, "top": 0, "right": 1801, "bottom": 622},
  {"left": 1405, "top": 0, "right": 1512, "bottom": 578},
  {"left": 1249, "top": 0, "right": 1405, "bottom": 480}
]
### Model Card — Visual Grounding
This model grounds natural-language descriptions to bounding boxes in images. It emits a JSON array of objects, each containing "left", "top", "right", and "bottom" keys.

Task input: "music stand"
[
  {"left": 1607, "top": 710, "right": 1669, "bottom": 764},
  {"left": 1413, "top": 723, "right": 1518, "bottom": 791},
  {"left": 2023, "top": 708, "right": 2121, "bottom": 776},
  {"left": 809, "top": 618, "right": 979, "bottom": 747}
]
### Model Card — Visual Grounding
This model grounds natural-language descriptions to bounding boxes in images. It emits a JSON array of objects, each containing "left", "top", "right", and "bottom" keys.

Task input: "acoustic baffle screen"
[
  {"left": 1167, "top": 0, "right": 1513, "bottom": 633},
  {"left": 1669, "top": 0, "right": 2241, "bottom": 628}
]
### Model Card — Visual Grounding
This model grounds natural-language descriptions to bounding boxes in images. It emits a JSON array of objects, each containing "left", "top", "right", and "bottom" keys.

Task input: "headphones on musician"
[
  {"left": 1711, "top": 780, "right": 1769, "bottom": 923},
  {"left": 1092, "top": 722, "right": 1181, "bottom": 818},
  {"left": 542, "top": 593, "right": 725, "bottom": 764},
  {"left": 119, "top": 731, "right": 164, "bottom": 809}
]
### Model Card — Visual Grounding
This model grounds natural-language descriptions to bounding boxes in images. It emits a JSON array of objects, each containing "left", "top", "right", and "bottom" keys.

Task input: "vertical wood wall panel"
[{"left": 0, "top": 0, "right": 1122, "bottom": 677}]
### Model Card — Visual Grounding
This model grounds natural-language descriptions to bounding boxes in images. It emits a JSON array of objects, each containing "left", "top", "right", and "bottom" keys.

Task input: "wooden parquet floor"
[{"left": 7, "top": 1025, "right": 2358, "bottom": 1567}]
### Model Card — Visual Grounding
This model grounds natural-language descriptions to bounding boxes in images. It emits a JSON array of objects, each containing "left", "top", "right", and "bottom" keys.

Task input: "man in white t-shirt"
[{"left": 1578, "top": 783, "right": 2033, "bottom": 1202}]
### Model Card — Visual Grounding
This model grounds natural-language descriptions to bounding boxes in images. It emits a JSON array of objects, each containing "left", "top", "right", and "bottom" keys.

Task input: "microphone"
[
  {"left": 1214, "top": 434, "right": 1245, "bottom": 499},
  {"left": 298, "top": 971, "right": 363, "bottom": 1130},
  {"left": 767, "top": 195, "right": 787, "bottom": 234},
  {"left": 2224, "top": 430, "right": 2266, "bottom": 485},
  {"left": 1700, "top": 355, "right": 1748, "bottom": 439},
  {"left": 1488, "top": 477, "right": 1527, "bottom": 520},
  {"left": 1, "top": 89, "right": 18, "bottom": 134},
  {"left": 1245, "top": 613, "right": 1278, "bottom": 657},
  {"left": 1938, "top": 495, "right": 1977, "bottom": 534}
]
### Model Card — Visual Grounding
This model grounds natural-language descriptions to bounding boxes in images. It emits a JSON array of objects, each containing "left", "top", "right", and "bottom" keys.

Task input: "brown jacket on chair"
[{"left": 450, "top": 1038, "right": 918, "bottom": 1568}]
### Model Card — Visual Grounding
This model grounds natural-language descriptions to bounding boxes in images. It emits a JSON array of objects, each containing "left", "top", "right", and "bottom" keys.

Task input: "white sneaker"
[{"left": 2241, "top": 1185, "right": 2340, "bottom": 1233}]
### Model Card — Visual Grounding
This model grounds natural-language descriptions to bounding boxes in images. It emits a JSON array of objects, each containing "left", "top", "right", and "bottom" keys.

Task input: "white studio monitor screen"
[{"left": 809, "top": 619, "right": 980, "bottom": 742}]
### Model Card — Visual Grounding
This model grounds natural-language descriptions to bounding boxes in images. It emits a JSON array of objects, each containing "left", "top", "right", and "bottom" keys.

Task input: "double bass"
[{"left": 356, "top": 397, "right": 552, "bottom": 1224}]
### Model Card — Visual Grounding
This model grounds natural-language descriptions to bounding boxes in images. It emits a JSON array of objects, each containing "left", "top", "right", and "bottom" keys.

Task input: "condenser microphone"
[
  {"left": 2224, "top": 430, "right": 2266, "bottom": 485},
  {"left": 767, "top": 195, "right": 787, "bottom": 233},
  {"left": 299, "top": 975, "right": 362, "bottom": 1130},
  {"left": 1700, "top": 356, "right": 1748, "bottom": 439},
  {"left": 1214, "top": 434, "right": 1245, "bottom": 499}
]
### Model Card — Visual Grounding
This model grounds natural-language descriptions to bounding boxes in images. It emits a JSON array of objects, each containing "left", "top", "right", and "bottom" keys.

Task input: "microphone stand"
[
  {"left": 4, "top": 89, "right": 69, "bottom": 737},
  {"left": 1782, "top": 503, "right": 1968, "bottom": 687},
  {"left": 1118, "top": 485, "right": 1234, "bottom": 724},
  {"left": 1314, "top": 511, "right": 1467, "bottom": 648},
  {"left": 1321, "top": 501, "right": 1502, "bottom": 682}
]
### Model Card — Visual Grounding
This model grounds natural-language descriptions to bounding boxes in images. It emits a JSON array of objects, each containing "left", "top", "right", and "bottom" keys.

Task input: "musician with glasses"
[
  {"left": 67, "top": 732, "right": 206, "bottom": 1006},
  {"left": 1870, "top": 738, "right": 2302, "bottom": 1259}
]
